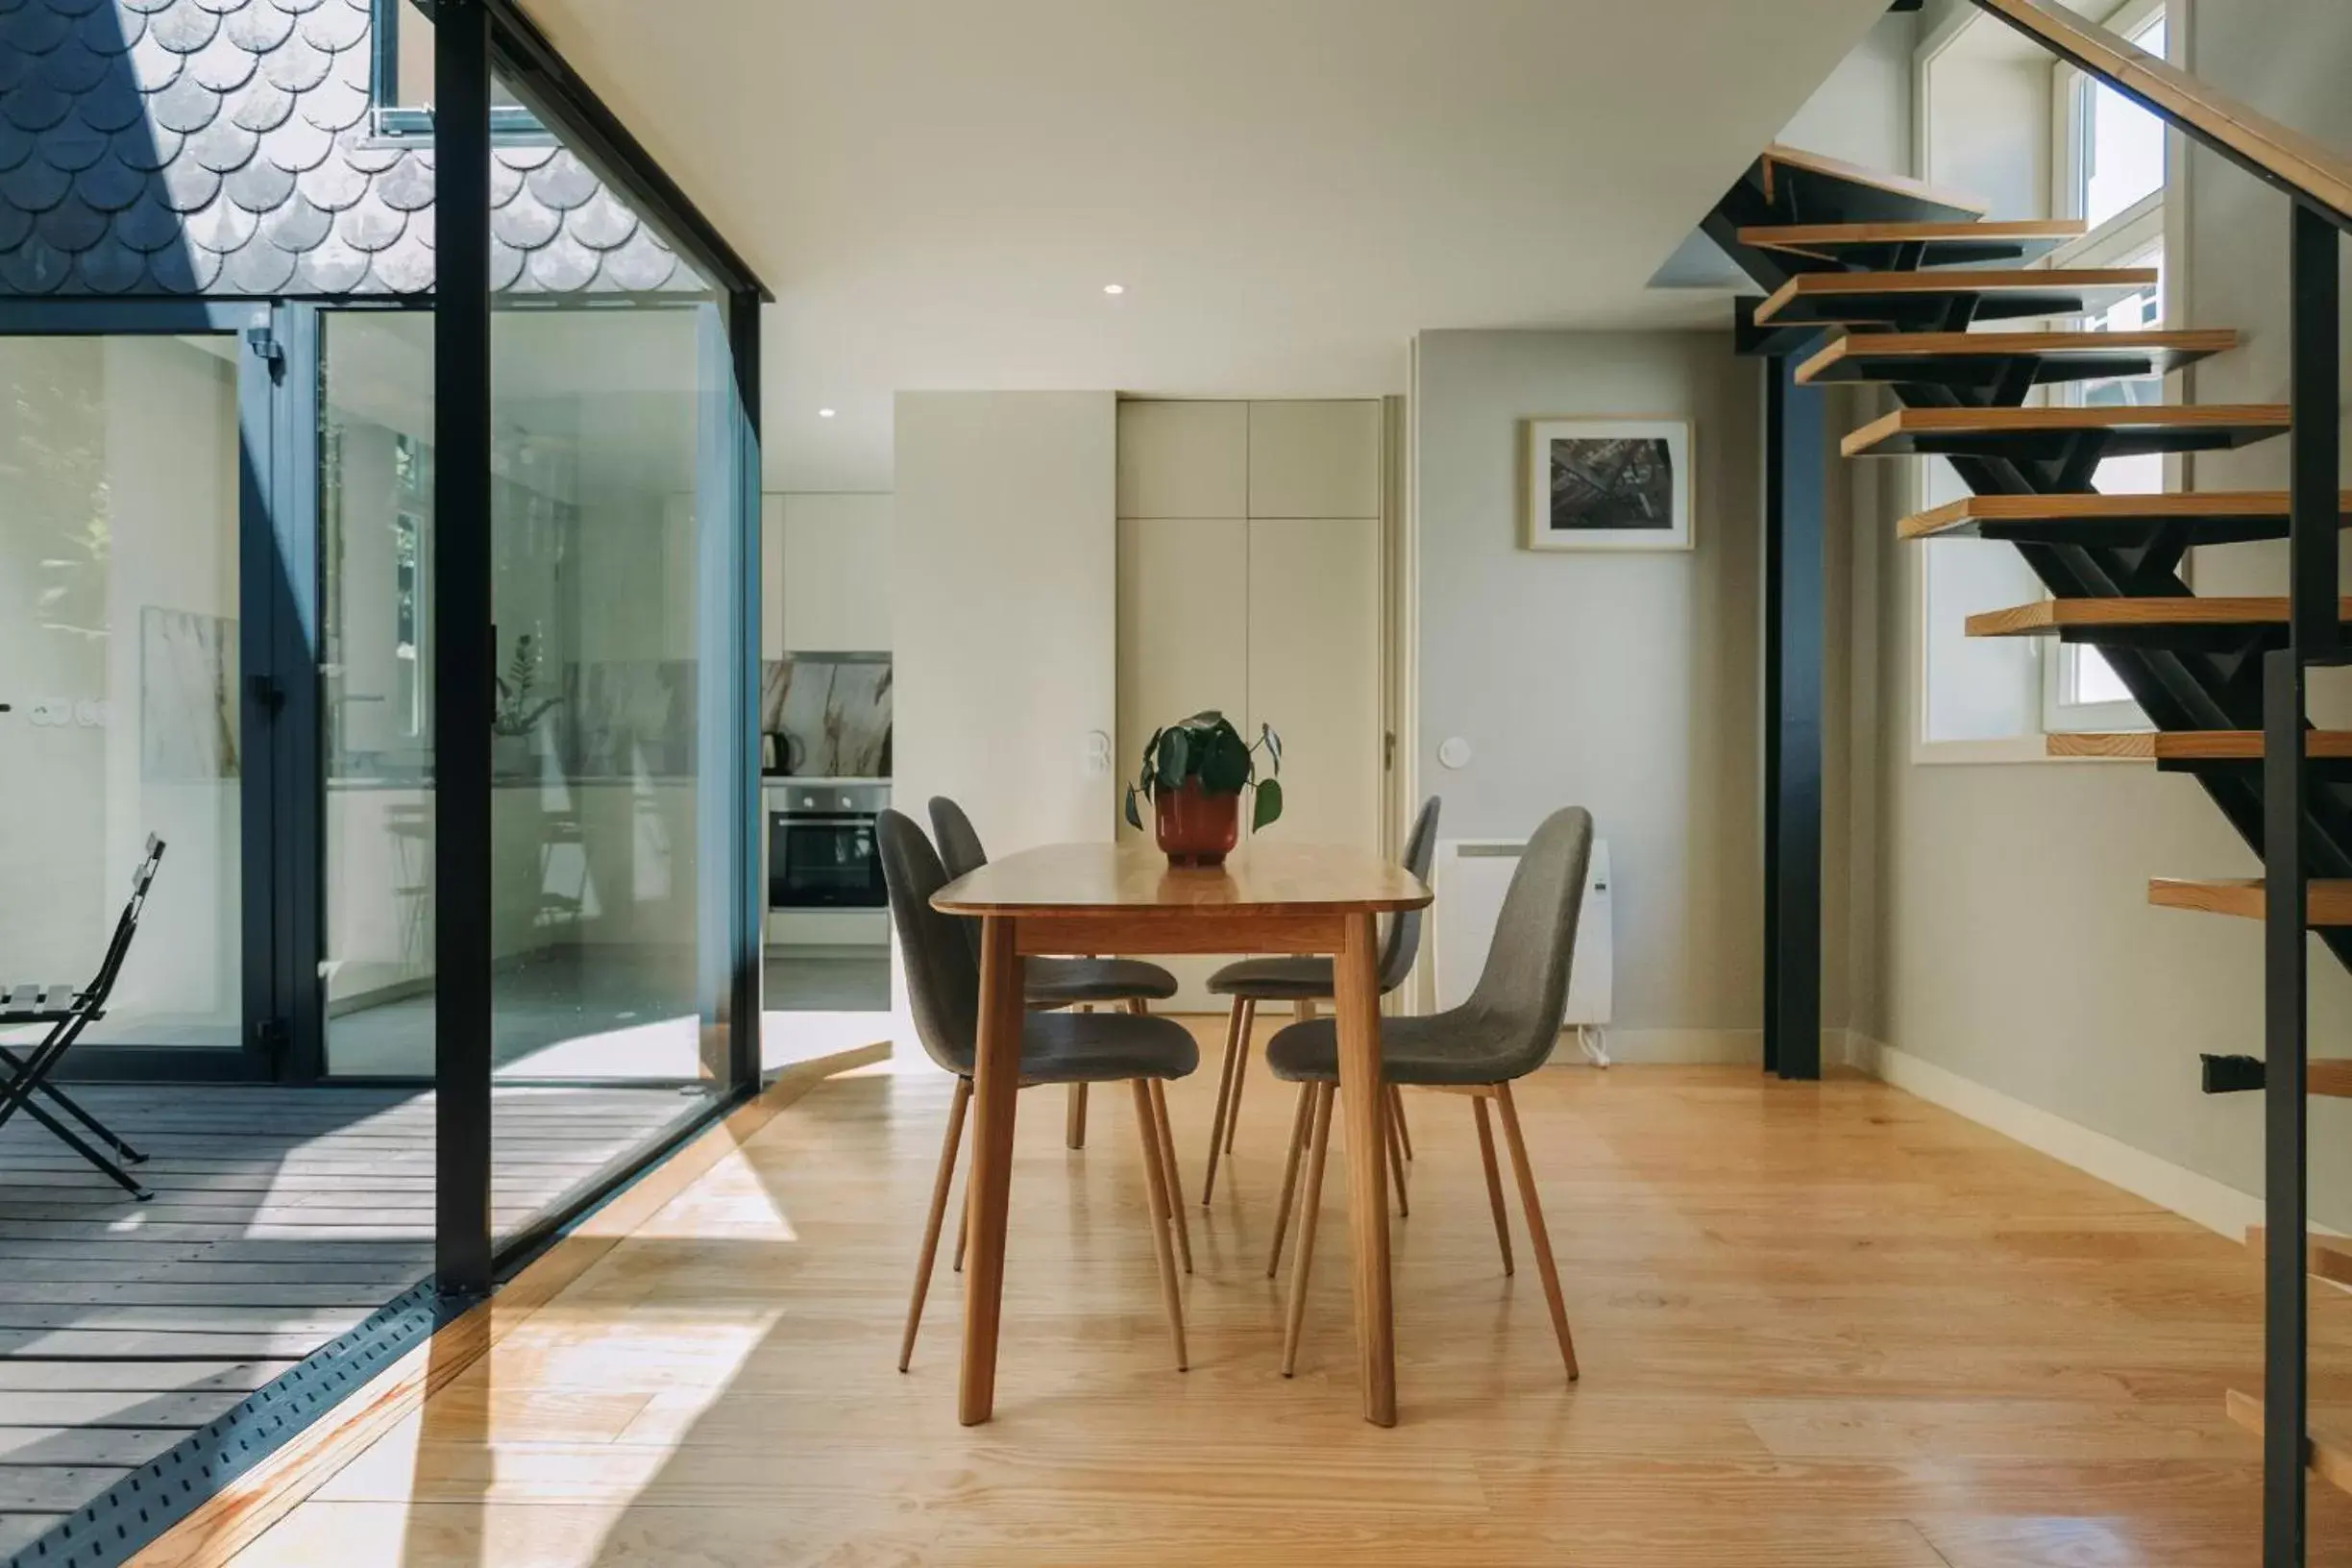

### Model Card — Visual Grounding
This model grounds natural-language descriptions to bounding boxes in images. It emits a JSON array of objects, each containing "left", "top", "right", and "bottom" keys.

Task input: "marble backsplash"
[{"left": 760, "top": 657, "right": 891, "bottom": 777}]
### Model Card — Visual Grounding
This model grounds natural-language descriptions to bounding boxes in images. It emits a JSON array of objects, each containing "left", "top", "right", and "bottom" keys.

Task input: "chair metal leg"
[
  {"left": 899, "top": 1076, "right": 971, "bottom": 1372},
  {"left": 1281, "top": 1082, "right": 1335, "bottom": 1378},
  {"left": 0, "top": 1043, "right": 145, "bottom": 1162},
  {"left": 1494, "top": 1081, "right": 1578, "bottom": 1381},
  {"left": 1148, "top": 1077, "right": 1191, "bottom": 1273},
  {"left": 1472, "top": 1094, "right": 1514, "bottom": 1276},
  {"left": 1265, "top": 1081, "right": 1313, "bottom": 1277},
  {"left": 1200, "top": 998, "right": 1248, "bottom": 1206},
  {"left": 1129, "top": 1080, "right": 1188, "bottom": 1371},
  {"left": 1066, "top": 1083, "right": 1089, "bottom": 1150},
  {"left": 24, "top": 1094, "right": 150, "bottom": 1200},
  {"left": 1389, "top": 1083, "right": 1413, "bottom": 1162}
]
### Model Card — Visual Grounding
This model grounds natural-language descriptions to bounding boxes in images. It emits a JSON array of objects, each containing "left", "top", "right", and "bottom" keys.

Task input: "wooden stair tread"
[
  {"left": 1755, "top": 267, "right": 2158, "bottom": 326},
  {"left": 1846, "top": 404, "right": 2290, "bottom": 459},
  {"left": 1755, "top": 145, "right": 1989, "bottom": 221},
  {"left": 2225, "top": 1390, "right": 2352, "bottom": 1497},
  {"left": 1900, "top": 490, "right": 2352, "bottom": 541},
  {"left": 1970, "top": 597, "right": 2348, "bottom": 636},
  {"left": 1797, "top": 330, "right": 2240, "bottom": 386},
  {"left": 1974, "top": 0, "right": 2352, "bottom": 228},
  {"left": 2047, "top": 731, "right": 2352, "bottom": 760},
  {"left": 2244, "top": 1228, "right": 2352, "bottom": 1289},
  {"left": 1737, "top": 218, "right": 2082, "bottom": 259},
  {"left": 2148, "top": 877, "right": 2352, "bottom": 925}
]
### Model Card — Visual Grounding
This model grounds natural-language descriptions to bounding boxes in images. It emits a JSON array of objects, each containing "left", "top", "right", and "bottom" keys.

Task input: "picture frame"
[{"left": 1522, "top": 417, "right": 1694, "bottom": 551}]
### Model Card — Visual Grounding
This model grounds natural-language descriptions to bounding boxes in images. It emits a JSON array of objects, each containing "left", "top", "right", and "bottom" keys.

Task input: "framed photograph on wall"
[{"left": 1522, "top": 418, "right": 1693, "bottom": 551}]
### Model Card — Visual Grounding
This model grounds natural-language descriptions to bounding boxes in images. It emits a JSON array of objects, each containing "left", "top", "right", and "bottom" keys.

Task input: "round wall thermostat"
[{"left": 1437, "top": 737, "right": 1472, "bottom": 771}]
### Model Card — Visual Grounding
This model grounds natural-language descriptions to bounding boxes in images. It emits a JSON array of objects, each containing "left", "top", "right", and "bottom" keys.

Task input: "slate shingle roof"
[{"left": 0, "top": 0, "right": 698, "bottom": 296}]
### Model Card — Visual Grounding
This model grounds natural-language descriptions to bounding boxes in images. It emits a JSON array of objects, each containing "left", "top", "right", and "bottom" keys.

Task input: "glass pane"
[
  {"left": 379, "top": 0, "right": 526, "bottom": 114},
  {"left": 486, "top": 300, "right": 718, "bottom": 1085},
  {"left": 0, "top": 336, "right": 243, "bottom": 1046},
  {"left": 2080, "top": 16, "right": 2168, "bottom": 227},
  {"left": 321, "top": 311, "right": 438, "bottom": 1076}
]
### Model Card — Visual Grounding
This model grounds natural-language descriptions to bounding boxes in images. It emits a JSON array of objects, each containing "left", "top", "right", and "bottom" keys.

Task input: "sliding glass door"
[{"left": 0, "top": 321, "right": 277, "bottom": 1066}]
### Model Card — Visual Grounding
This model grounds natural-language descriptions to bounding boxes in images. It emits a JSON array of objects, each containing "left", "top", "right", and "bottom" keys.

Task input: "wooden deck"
[
  {"left": 0, "top": 1083, "right": 711, "bottom": 1557},
  {"left": 171, "top": 1032, "right": 2352, "bottom": 1567}
]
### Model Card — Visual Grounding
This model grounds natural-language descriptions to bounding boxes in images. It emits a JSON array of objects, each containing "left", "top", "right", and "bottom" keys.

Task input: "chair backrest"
[
  {"left": 877, "top": 810, "right": 978, "bottom": 1076},
  {"left": 1458, "top": 807, "right": 1593, "bottom": 1081},
  {"left": 927, "top": 796, "right": 990, "bottom": 882},
  {"left": 925, "top": 796, "right": 989, "bottom": 962},
  {"left": 1375, "top": 796, "right": 1442, "bottom": 993},
  {"left": 83, "top": 835, "right": 166, "bottom": 1013}
]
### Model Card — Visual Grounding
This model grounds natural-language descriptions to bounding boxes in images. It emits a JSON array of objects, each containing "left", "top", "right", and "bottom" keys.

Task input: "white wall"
[
  {"left": 1412, "top": 331, "right": 1766, "bottom": 1048},
  {"left": 894, "top": 393, "right": 1117, "bottom": 856}
]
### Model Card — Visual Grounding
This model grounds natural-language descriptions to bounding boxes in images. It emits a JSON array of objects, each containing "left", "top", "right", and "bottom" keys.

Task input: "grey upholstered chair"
[
  {"left": 1199, "top": 796, "right": 1441, "bottom": 1248},
  {"left": 1262, "top": 805, "right": 1592, "bottom": 1383},
  {"left": 881, "top": 809, "right": 1201, "bottom": 1374},
  {"left": 930, "top": 796, "right": 1180, "bottom": 1161}
]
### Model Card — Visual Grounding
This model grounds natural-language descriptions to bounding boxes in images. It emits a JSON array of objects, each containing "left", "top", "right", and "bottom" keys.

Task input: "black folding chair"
[{"left": 0, "top": 835, "right": 166, "bottom": 1200}]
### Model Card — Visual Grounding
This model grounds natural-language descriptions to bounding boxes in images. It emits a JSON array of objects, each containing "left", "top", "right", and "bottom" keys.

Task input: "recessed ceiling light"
[
  {"left": 818, "top": 407, "right": 837, "bottom": 418},
  {"left": 1102, "top": 283, "right": 1125, "bottom": 296}
]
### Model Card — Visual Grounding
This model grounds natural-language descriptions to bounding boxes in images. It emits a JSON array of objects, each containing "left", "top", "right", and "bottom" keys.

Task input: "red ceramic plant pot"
[{"left": 1154, "top": 778, "right": 1240, "bottom": 868}]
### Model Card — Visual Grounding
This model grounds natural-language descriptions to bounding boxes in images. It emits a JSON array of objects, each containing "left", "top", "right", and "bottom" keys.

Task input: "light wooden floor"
[{"left": 211, "top": 1028, "right": 2352, "bottom": 1567}]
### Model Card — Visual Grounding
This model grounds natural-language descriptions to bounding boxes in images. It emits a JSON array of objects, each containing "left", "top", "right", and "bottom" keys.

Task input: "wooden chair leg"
[
  {"left": 1265, "top": 1081, "right": 1313, "bottom": 1277},
  {"left": 1129, "top": 1080, "right": 1188, "bottom": 1371},
  {"left": 1224, "top": 1016, "right": 1249, "bottom": 1154},
  {"left": 1472, "top": 1094, "right": 1514, "bottom": 1276},
  {"left": 1390, "top": 1083, "right": 1414, "bottom": 1161},
  {"left": 1148, "top": 1077, "right": 1192, "bottom": 1273},
  {"left": 953, "top": 1171, "right": 970, "bottom": 1274},
  {"left": 1281, "top": 1082, "right": 1335, "bottom": 1378},
  {"left": 1200, "top": 998, "right": 1248, "bottom": 1206},
  {"left": 1494, "top": 1081, "right": 1577, "bottom": 1381},
  {"left": 899, "top": 1076, "right": 971, "bottom": 1372},
  {"left": 1066, "top": 1083, "right": 1089, "bottom": 1149},
  {"left": 1384, "top": 1086, "right": 1410, "bottom": 1218}
]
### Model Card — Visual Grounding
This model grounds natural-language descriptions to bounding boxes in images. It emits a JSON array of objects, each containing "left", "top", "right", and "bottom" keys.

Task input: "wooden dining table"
[{"left": 933, "top": 839, "right": 1433, "bottom": 1427}]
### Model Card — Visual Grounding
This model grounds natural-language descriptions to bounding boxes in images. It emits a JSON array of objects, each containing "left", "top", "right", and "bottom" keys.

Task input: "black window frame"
[{"left": 369, "top": 0, "right": 547, "bottom": 140}]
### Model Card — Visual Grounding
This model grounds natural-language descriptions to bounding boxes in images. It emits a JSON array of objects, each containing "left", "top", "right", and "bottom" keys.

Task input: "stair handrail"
[{"left": 1971, "top": 0, "right": 2352, "bottom": 233}]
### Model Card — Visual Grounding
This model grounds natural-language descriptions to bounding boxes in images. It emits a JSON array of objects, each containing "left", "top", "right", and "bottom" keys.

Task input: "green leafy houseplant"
[
  {"left": 491, "top": 632, "right": 562, "bottom": 739},
  {"left": 1123, "top": 711, "right": 1284, "bottom": 843}
]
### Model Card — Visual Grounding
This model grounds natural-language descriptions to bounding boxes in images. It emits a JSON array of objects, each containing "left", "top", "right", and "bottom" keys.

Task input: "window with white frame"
[{"left": 2041, "top": 0, "right": 2169, "bottom": 733}]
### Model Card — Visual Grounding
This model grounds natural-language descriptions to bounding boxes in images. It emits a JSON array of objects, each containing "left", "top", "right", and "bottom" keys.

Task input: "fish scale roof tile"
[{"left": 0, "top": 0, "right": 696, "bottom": 295}]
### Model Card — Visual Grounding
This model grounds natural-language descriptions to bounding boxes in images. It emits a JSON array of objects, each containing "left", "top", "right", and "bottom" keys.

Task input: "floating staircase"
[
  {"left": 1716, "top": 8, "right": 2352, "bottom": 1557},
  {"left": 1704, "top": 141, "right": 2352, "bottom": 1020},
  {"left": 1710, "top": 119, "right": 2352, "bottom": 1548}
]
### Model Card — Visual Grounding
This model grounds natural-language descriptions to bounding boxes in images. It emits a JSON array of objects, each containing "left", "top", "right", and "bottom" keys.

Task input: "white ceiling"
[{"left": 518, "top": 0, "right": 1892, "bottom": 492}]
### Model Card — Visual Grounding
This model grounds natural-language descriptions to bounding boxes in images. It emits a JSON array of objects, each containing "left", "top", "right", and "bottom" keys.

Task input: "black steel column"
[
  {"left": 2265, "top": 200, "right": 2340, "bottom": 1568},
  {"left": 269, "top": 304, "right": 326, "bottom": 1083},
  {"left": 694, "top": 294, "right": 764, "bottom": 1092},
  {"left": 1763, "top": 355, "right": 1825, "bottom": 1081},
  {"left": 433, "top": 0, "right": 495, "bottom": 1298},
  {"left": 729, "top": 290, "right": 763, "bottom": 1089}
]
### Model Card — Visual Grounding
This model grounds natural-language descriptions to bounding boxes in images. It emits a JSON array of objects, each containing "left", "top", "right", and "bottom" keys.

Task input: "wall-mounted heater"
[{"left": 1432, "top": 836, "right": 1612, "bottom": 1066}]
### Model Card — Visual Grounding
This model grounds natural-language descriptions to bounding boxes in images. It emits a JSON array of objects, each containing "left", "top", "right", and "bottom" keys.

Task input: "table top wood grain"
[{"left": 933, "top": 841, "right": 1432, "bottom": 919}]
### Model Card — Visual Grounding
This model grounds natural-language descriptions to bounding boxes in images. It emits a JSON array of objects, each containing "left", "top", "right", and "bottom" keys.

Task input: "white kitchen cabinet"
[
  {"left": 1116, "top": 401, "right": 1248, "bottom": 518},
  {"left": 1115, "top": 400, "right": 1385, "bottom": 1011},
  {"left": 1247, "top": 516, "right": 1383, "bottom": 856},
  {"left": 1247, "top": 400, "right": 1383, "bottom": 518},
  {"left": 772, "top": 492, "right": 894, "bottom": 652}
]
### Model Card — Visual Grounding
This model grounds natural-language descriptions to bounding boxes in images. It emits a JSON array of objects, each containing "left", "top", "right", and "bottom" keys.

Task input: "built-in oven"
[{"left": 769, "top": 783, "right": 889, "bottom": 910}]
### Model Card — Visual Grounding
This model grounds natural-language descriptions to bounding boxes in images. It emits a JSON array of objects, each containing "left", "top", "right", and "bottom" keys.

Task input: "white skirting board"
[
  {"left": 1542, "top": 1027, "right": 1761, "bottom": 1066},
  {"left": 1844, "top": 1033, "right": 2263, "bottom": 1240}
]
